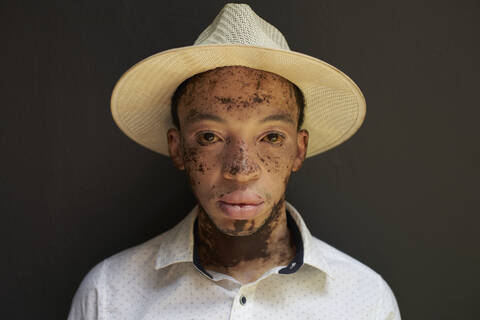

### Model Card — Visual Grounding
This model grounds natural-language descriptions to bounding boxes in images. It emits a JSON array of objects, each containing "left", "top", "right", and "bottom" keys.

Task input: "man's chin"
[
  {"left": 210, "top": 213, "right": 264, "bottom": 237},
  {"left": 211, "top": 205, "right": 278, "bottom": 236}
]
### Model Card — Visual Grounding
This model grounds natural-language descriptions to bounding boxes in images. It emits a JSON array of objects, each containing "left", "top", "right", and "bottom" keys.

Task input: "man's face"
[{"left": 168, "top": 66, "right": 308, "bottom": 236}]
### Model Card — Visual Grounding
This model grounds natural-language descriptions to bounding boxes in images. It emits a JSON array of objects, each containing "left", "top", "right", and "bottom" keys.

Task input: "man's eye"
[
  {"left": 262, "top": 133, "right": 284, "bottom": 144},
  {"left": 197, "top": 132, "right": 220, "bottom": 145}
]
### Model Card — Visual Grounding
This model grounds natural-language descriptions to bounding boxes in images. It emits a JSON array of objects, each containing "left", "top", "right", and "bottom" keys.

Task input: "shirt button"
[{"left": 239, "top": 295, "right": 247, "bottom": 305}]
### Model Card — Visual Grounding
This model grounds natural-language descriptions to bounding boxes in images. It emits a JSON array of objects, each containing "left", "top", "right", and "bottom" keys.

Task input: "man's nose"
[{"left": 222, "top": 142, "right": 261, "bottom": 182}]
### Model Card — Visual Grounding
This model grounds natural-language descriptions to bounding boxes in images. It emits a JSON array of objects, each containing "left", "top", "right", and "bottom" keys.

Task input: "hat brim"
[{"left": 111, "top": 44, "right": 366, "bottom": 158}]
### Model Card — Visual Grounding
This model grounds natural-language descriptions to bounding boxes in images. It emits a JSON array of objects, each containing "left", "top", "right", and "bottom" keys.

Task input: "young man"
[{"left": 69, "top": 3, "right": 400, "bottom": 319}]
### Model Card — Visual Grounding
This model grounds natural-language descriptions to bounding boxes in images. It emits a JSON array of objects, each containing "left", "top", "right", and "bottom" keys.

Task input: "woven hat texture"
[{"left": 111, "top": 3, "right": 366, "bottom": 157}]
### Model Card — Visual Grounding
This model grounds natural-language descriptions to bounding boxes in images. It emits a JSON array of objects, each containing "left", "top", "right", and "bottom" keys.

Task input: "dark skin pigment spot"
[
  {"left": 252, "top": 93, "right": 263, "bottom": 104},
  {"left": 214, "top": 96, "right": 234, "bottom": 104},
  {"left": 198, "top": 163, "right": 205, "bottom": 174}
]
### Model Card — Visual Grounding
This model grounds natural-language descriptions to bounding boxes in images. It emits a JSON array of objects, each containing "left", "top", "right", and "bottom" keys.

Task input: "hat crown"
[{"left": 194, "top": 3, "right": 290, "bottom": 50}]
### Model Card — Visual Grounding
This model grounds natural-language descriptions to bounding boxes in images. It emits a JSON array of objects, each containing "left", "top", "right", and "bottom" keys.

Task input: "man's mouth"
[
  {"left": 218, "top": 189, "right": 264, "bottom": 204},
  {"left": 217, "top": 190, "right": 265, "bottom": 219}
]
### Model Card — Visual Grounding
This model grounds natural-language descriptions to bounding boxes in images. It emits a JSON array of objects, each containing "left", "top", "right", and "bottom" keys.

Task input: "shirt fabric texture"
[{"left": 68, "top": 202, "right": 401, "bottom": 320}]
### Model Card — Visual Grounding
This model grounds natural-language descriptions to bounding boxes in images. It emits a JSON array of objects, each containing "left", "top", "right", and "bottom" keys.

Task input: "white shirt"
[{"left": 68, "top": 202, "right": 401, "bottom": 320}]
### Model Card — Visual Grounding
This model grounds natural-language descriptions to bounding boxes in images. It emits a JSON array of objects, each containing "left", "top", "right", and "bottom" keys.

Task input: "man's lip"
[
  {"left": 218, "top": 201, "right": 264, "bottom": 206},
  {"left": 217, "top": 190, "right": 264, "bottom": 205}
]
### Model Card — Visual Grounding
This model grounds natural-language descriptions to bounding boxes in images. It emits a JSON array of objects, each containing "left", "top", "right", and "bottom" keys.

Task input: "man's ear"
[
  {"left": 292, "top": 129, "right": 309, "bottom": 172},
  {"left": 167, "top": 128, "right": 185, "bottom": 170}
]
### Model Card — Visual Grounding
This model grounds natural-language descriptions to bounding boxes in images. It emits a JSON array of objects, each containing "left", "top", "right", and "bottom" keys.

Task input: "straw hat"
[{"left": 111, "top": 3, "right": 366, "bottom": 158}]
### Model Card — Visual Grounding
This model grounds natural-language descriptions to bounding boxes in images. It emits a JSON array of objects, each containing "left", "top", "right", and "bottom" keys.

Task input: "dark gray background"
[{"left": 2, "top": 0, "right": 479, "bottom": 319}]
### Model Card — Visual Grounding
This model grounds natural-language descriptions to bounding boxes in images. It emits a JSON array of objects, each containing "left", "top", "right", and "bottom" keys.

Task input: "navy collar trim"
[
  {"left": 192, "top": 218, "right": 214, "bottom": 279},
  {"left": 278, "top": 210, "right": 304, "bottom": 274}
]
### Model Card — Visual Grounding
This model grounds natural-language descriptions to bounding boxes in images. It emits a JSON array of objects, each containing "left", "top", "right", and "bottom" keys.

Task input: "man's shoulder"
[
  {"left": 307, "top": 236, "right": 400, "bottom": 318},
  {"left": 309, "top": 235, "right": 384, "bottom": 283},
  {"left": 83, "top": 210, "right": 196, "bottom": 284},
  {"left": 101, "top": 232, "right": 167, "bottom": 274},
  {"left": 68, "top": 227, "right": 185, "bottom": 320}
]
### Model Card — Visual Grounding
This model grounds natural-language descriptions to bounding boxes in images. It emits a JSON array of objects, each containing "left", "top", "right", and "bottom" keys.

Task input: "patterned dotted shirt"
[{"left": 68, "top": 202, "right": 401, "bottom": 319}]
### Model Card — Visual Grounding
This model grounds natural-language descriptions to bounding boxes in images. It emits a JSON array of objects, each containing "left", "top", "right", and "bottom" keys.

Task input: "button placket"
[{"left": 236, "top": 284, "right": 256, "bottom": 308}]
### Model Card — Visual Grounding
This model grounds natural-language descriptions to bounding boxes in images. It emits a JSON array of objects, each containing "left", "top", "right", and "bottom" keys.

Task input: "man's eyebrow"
[
  {"left": 185, "top": 112, "right": 226, "bottom": 124},
  {"left": 260, "top": 113, "right": 295, "bottom": 124}
]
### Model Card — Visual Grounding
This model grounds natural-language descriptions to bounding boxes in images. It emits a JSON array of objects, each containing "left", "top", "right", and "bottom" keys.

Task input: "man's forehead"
[
  {"left": 178, "top": 66, "right": 298, "bottom": 113},
  {"left": 186, "top": 66, "right": 294, "bottom": 95}
]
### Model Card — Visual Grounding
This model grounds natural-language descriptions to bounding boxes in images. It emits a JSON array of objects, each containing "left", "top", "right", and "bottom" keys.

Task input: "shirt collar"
[
  {"left": 154, "top": 202, "right": 334, "bottom": 279},
  {"left": 285, "top": 202, "right": 335, "bottom": 279}
]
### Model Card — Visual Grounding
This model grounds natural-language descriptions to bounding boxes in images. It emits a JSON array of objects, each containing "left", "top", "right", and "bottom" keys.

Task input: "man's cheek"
[
  {"left": 257, "top": 146, "right": 296, "bottom": 175},
  {"left": 183, "top": 146, "right": 215, "bottom": 176},
  {"left": 256, "top": 150, "right": 281, "bottom": 174},
  {"left": 184, "top": 152, "right": 220, "bottom": 195}
]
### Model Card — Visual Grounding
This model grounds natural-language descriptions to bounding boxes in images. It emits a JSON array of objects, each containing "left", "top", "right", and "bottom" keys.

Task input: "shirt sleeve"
[
  {"left": 67, "top": 261, "right": 107, "bottom": 320},
  {"left": 375, "top": 277, "right": 401, "bottom": 320}
]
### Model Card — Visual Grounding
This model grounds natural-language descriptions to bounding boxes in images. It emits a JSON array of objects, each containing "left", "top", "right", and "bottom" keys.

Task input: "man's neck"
[{"left": 196, "top": 200, "right": 296, "bottom": 284}]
